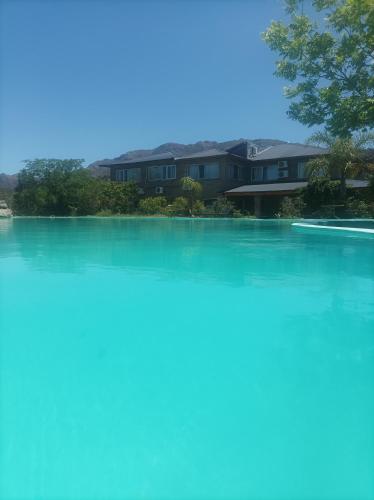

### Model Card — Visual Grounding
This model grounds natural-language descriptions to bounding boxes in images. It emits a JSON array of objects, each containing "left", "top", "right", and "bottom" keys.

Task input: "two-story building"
[
  {"left": 100, "top": 141, "right": 258, "bottom": 202},
  {"left": 100, "top": 141, "right": 334, "bottom": 215}
]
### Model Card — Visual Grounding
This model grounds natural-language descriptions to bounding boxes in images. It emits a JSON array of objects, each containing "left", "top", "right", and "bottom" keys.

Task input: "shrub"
[
  {"left": 345, "top": 198, "right": 374, "bottom": 218},
  {"left": 169, "top": 196, "right": 189, "bottom": 216},
  {"left": 97, "top": 181, "right": 139, "bottom": 214},
  {"left": 96, "top": 209, "right": 114, "bottom": 217},
  {"left": 211, "top": 197, "right": 236, "bottom": 216},
  {"left": 138, "top": 196, "right": 167, "bottom": 215},
  {"left": 300, "top": 178, "right": 341, "bottom": 212},
  {"left": 180, "top": 177, "right": 202, "bottom": 215},
  {"left": 0, "top": 188, "right": 13, "bottom": 209},
  {"left": 279, "top": 196, "right": 305, "bottom": 218},
  {"left": 232, "top": 209, "right": 245, "bottom": 218},
  {"left": 192, "top": 200, "right": 205, "bottom": 215}
]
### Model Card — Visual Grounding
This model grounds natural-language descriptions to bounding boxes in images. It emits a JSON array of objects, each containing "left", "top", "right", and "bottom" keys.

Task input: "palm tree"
[
  {"left": 306, "top": 131, "right": 374, "bottom": 198},
  {"left": 180, "top": 176, "right": 202, "bottom": 216}
]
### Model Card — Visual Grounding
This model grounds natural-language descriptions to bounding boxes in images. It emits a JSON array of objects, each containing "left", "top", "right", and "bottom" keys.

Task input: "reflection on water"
[
  {"left": 1, "top": 218, "right": 374, "bottom": 500},
  {"left": 2, "top": 217, "right": 374, "bottom": 287}
]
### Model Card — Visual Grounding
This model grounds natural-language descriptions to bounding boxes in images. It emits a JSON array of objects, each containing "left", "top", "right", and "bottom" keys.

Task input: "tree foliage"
[
  {"left": 263, "top": 0, "right": 374, "bottom": 136},
  {"left": 14, "top": 159, "right": 93, "bottom": 215},
  {"left": 97, "top": 181, "right": 139, "bottom": 214},
  {"left": 278, "top": 196, "right": 305, "bottom": 218},
  {"left": 300, "top": 177, "right": 342, "bottom": 211},
  {"left": 306, "top": 130, "right": 374, "bottom": 195},
  {"left": 169, "top": 196, "right": 190, "bottom": 216},
  {"left": 13, "top": 159, "right": 139, "bottom": 216},
  {"left": 138, "top": 196, "right": 167, "bottom": 215},
  {"left": 180, "top": 177, "right": 202, "bottom": 216}
]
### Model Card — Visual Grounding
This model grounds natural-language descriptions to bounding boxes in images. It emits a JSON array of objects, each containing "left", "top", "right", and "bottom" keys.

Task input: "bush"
[
  {"left": 96, "top": 209, "right": 114, "bottom": 217},
  {"left": 96, "top": 181, "right": 139, "bottom": 214},
  {"left": 138, "top": 196, "right": 167, "bottom": 215},
  {"left": 0, "top": 188, "right": 13, "bottom": 209},
  {"left": 278, "top": 196, "right": 305, "bottom": 218},
  {"left": 300, "top": 178, "right": 341, "bottom": 212},
  {"left": 192, "top": 200, "right": 205, "bottom": 215},
  {"left": 211, "top": 197, "right": 236, "bottom": 216},
  {"left": 232, "top": 209, "right": 245, "bottom": 218},
  {"left": 169, "top": 196, "right": 189, "bottom": 216},
  {"left": 345, "top": 198, "right": 374, "bottom": 218}
]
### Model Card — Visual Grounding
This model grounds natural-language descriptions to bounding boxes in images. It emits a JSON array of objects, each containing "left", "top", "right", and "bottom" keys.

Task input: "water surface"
[{"left": 1, "top": 218, "right": 373, "bottom": 499}]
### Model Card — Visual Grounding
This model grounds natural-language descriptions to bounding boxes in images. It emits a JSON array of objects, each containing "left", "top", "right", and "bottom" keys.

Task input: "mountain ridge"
[
  {"left": 0, "top": 138, "right": 288, "bottom": 188},
  {"left": 88, "top": 137, "right": 287, "bottom": 176}
]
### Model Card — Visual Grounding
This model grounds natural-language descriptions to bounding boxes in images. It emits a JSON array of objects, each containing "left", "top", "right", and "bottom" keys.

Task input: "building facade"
[{"left": 100, "top": 141, "right": 335, "bottom": 214}]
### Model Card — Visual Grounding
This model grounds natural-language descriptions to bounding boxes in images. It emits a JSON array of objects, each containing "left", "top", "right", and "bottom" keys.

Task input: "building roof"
[
  {"left": 176, "top": 148, "right": 228, "bottom": 160},
  {"left": 251, "top": 143, "right": 327, "bottom": 162},
  {"left": 226, "top": 182, "right": 308, "bottom": 194},
  {"left": 99, "top": 141, "right": 331, "bottom": 168},
  {"left": 100, "top": 148, "right": 229, "bottom": 166},
  {"left": 225, "top": 179, "right": 369, "bottom": 195},
  {"left": 101, "top": 152, "right": 175, "bottom": 166}
]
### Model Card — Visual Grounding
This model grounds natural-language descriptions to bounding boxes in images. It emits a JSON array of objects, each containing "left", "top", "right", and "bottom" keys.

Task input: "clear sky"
[{"left": 0, "top": 0, "right": 317, "bottom": 174}]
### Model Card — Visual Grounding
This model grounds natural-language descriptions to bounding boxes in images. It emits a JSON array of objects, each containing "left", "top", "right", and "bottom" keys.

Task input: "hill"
[
  {"left": 0, "top": 138, "right": 288, "bottom": 185},
  {"left": 0, "top": 173, "right": 18, "bottom": 190},
  {"left": 88, "top": 138, "right": 286, "bottom": 175}
]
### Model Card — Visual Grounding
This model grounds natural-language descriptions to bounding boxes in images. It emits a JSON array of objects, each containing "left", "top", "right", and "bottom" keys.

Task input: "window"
[
  {"left": 297, "top": 161, "right": 307, "bottom": 179},
  {"left": 188, "top": 163, "right": 219, "bottom": 180},
  {"left": 148, "top": 165, "right": 176, "bottom": 181},
  {"left": 252, "top": 167, "right": 263, "bottom": 182},
  {"left": 265, "top": 165, "right": 278, "bottom": 181},
  {"left": 231, "top": 165, "right": 242, "bottom": 180},
  {"left": 115, "top": 168, "right": 141, "bottom": 182}
]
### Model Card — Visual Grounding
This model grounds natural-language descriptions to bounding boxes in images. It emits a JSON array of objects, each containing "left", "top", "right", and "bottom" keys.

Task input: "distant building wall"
[{"left": 109, "top": 154, "right": 250, "bottom": 201}]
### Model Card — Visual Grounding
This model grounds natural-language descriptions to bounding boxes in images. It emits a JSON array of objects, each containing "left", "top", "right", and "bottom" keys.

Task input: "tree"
[
  {"left": 278, "top": 196, "right": 305, "bottom": 218},
  {"left": 13, "top": 158, "right": 95, "bottom": 215},
  {"left": 263, "top": 0, "right": 374, "bottom": 137},
  {"left": 138, "top": 196, "right": 167, "bottom": 215},
  {"left": 180, "top": 177, "right": 202, "bottom": 216},
  {"left": 300, "top": 177, "right": 341, "bottom": 213},
  {"left": 97, "top": 181, "right": 139, "bottom": 214},
  {"left": 306, "top": 130, "right": 374, "bottom": 196}
]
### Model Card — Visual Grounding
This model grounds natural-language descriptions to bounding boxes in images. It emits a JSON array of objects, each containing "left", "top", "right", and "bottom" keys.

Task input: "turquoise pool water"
[{"left": 1, "top": 218, "right": 373, "bottom": 500}]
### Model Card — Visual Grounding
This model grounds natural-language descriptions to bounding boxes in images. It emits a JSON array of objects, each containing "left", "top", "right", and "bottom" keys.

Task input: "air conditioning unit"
[
  {"left": 278, "top": 160, "right": 288, "bottom": 169},
  {"left": 278, "top": 170, "right": 289, "bottom": 178},
  {"left": 155, "top": 186, "right": 164, "bottom": 194},
  {"left": 137, "top": 188, "right": 145, "bottom": 195}
]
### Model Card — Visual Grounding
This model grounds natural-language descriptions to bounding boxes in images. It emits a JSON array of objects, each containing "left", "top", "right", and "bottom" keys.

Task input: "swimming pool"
[{"left": 1, "top": 218, "right": 373, "bottom": 499}]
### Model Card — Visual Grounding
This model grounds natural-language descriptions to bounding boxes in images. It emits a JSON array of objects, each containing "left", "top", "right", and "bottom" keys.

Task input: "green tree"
[
  {"left": 180, "top": 177, "right": 202, "bottom": 216},
  {"left": 263, "top": 0, "right": 374, "bottom": 136},
  {"left": 97, "top": 181, "right": 139, "bottom": 214},
  {"left": 278, "top": 196, "right": 305, "bottom": 218},
  {"left": 13, "top": 158, "right": 94, "bottom": 215},
  {"left": 300, "top": 177, "right": 341, "bottom": 212},
  {"left": 169, "top": 196, "right": 189, "bottom": 216},
  {"left": 306, "top": 130, "right": 374, "bottom": 196},
  {"left": 138, "top": 196, "right": 167, "bottom": 215},
  {"left": 0, "top": 188, "right": 14, "bottom": 209},
  {"left": 211, "top": 197, "right": 236, "bottom": 216}
]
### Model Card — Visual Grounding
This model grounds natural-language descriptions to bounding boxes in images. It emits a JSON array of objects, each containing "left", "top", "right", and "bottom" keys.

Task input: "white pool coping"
[{"left": 292, "top": 222, "right": 374, "bottom": 235}]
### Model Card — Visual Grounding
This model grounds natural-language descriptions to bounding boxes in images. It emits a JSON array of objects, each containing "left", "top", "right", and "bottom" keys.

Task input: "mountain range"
[{"left": 0, "top": 138, "right": 287, "bottom": 189}]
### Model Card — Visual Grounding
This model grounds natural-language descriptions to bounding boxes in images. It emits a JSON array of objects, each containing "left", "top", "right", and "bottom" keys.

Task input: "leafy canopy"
[
  {"left": 306, "top": 130, "right": 374, "bottom": 195},
  {"left": 180, "top": 176, "right": 202, "bottom": 215},
  {"left": 263, "top": 0, "right": 374, "bottom": 136},
  {"left": 13, "top": 158, "right": 140, "bottom": 216}
]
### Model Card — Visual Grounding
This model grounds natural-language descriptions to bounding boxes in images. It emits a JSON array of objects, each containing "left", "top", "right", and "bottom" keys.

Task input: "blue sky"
[{"left": 0, "top": 0, "right": 316, "bottom": 174}]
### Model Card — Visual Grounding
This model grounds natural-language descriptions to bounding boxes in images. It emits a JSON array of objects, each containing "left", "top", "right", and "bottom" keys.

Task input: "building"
[{"left": 99, "top": 140, "right": 368, "bottom": 215}]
